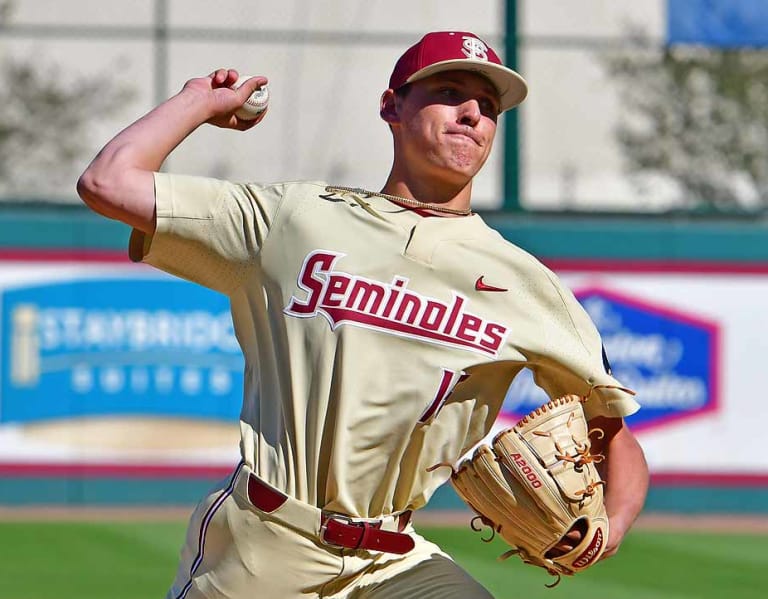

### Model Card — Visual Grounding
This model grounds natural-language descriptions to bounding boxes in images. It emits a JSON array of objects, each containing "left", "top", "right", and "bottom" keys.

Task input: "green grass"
[
  {"left": 0, "top": 522, "right": 765, "bottom": 598},
  {"left": 0, "top": 521, "right": 185, "bottom": 599},
  {"left": 426, "top": 527, "right": 768, "bottom": 598}
]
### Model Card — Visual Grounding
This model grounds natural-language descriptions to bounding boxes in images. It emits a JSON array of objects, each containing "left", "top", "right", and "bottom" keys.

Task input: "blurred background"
[{"left": 0, "top": 0, "right": 766, "bottom": 596}]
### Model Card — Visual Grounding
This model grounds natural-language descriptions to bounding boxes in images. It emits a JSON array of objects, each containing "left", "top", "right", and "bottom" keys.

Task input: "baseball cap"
[{"left": 389, "top": 31, "right": 528, "bottom": 113}]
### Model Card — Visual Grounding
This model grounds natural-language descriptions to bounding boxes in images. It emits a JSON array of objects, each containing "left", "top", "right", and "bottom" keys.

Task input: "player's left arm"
[{"left": 590, "top": 415, "right": 649, "bottom": 559}]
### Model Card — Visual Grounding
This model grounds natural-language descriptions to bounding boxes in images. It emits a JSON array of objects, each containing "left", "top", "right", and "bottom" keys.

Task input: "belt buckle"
[{"left": 319, "top": 513, "right": 363, "bottom": 549}]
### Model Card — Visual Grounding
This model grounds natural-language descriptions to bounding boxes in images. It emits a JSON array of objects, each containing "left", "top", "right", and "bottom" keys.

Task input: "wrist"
[
  {"left": 173, "top": 86, "right": 219, "bottom": 123},
  {"left": 607, "top": 511, "right": 634, "bottom": 541}
]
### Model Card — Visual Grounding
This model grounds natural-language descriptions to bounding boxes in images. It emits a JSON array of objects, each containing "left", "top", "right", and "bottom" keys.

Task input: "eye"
[{"left": 479, "top": 97, "right": 500, "bottom": 116}]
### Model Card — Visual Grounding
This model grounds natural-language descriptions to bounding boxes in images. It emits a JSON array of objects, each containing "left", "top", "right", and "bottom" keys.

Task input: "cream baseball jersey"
[{"left": 130, "top": 175, "right": 639, "bottom": 519}]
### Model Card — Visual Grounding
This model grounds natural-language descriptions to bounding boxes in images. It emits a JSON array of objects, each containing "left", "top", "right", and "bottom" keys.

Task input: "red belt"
[{"left": 247, "top": 473, "right": 415, "bottom": 555}]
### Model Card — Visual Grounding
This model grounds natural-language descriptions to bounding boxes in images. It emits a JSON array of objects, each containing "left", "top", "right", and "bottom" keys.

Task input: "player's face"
[{"left": 394, "top": 71, "right": 500, "bottom": 185}]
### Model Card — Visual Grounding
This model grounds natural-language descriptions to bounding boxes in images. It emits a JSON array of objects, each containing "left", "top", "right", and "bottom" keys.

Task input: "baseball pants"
[{"left": 166, "top": 464, "right": 494, "bottom": 598}]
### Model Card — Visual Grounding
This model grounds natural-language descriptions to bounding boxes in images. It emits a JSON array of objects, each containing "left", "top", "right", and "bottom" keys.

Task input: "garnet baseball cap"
[{"left": 389, "top": 31, "right": 528, "bottom": 112}]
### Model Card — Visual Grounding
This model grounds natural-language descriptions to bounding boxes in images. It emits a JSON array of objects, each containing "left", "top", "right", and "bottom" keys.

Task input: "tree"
[
  {"left": 603, "top": 36, "right": 768, "bottom": 213},
  {"left": 0, "top": 1, "right": 134, "bottom": 201}
]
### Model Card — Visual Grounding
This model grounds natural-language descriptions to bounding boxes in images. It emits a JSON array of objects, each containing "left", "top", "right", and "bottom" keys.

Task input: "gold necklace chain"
[{"left": 325, "top": 185, "right": 473, "bottom": 217}]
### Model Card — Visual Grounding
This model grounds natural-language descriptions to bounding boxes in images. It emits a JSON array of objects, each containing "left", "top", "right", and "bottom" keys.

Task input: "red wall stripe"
[
  {"left": 1, "top": 463, "right": 767, "bottom": 486},
  {"left": 543, "top": 258, "right": 768, "bottom": 274},
  {"left": 0, "top": 249, "right": 130, "bottom": 263},
  {"left": 3, "top": 250, "right": 768, "bottom": 274},
  {"left": 0, "top": 463, "right": 234, "bottom": 478}
]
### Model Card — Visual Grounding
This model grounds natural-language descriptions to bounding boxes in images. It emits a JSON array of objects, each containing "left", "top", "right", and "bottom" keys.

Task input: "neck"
[{"left": 381, "top": 175, "right": 473, "bottom": 216}]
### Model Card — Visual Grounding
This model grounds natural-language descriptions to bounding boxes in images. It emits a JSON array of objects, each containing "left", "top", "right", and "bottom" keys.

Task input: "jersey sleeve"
[
  {"left": 524, "top": 268, "right": 641, "bottom": 420},
  {"left": 128, "top": 173, "right": 285, "bottom": 294}
]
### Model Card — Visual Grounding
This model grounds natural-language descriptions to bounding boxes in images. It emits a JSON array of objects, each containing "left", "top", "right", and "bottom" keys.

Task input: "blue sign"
[
  {"left": 0, "top": 277, "right": 244, "bottom": 424},
  {"left": 503, "top": 287, "right": 720, "bottom": 431},
  {"left": 669, "top": 0, "right": 768, "bottom": 48}
]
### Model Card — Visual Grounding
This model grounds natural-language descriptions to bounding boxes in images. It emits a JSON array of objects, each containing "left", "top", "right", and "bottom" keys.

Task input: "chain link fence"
[{"left": 6, "top": 1, "right": 753, "bottom": 214}]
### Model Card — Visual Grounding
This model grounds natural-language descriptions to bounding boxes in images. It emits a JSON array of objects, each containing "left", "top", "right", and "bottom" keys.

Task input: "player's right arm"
[{"left": 77, "top": 69, "right": 268, "bottom": 233}]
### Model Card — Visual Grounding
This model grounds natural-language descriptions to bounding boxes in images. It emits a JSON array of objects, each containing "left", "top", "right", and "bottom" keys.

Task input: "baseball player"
[{"left": 78, "top": 31, "right": 648, "bottom": 599}]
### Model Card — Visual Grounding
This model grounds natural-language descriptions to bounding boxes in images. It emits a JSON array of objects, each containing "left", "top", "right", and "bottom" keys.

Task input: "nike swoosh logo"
[{"left": 475, "top": 276, "right": 508, "bottom": 292}]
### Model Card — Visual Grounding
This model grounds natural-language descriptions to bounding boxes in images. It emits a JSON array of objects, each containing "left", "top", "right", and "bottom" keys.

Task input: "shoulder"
[
  {"left": 200, "top": 180, "right": 332, "bottom": 219},
  {"left": 153, "top": 174, "right": 322, "bottom": 205},
  {"left": 238, "top": 180, "right": 333, "bottom": 205},
  {"left": 227, "top": 179, "right": 327, "bottom": 198},
  {"left": 242, "top": 180, "right": 329, "bottom": 192},
  {"left": 475, "top": 215, "right": 563, "bottom": 282}
]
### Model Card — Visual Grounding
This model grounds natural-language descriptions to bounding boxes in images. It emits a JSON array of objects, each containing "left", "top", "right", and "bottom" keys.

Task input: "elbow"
[
  {"left": 77, "top": 165, "right": 122, "bottom": 220},
  {"left": 77, "top": 167, "right": 107, "bottom": 214},
  {"left": 76, "top": 146, "right": 156, "bottom": 233}
]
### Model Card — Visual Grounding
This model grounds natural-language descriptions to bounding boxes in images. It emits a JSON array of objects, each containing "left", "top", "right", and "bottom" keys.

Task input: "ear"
[{"left": 379, "top": 89, "right": 400, "bottom": 124}]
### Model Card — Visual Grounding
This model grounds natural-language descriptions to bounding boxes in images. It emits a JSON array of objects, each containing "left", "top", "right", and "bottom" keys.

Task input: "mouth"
[{"left": 445, "top": 127, "right": 482, "bottom": 146}]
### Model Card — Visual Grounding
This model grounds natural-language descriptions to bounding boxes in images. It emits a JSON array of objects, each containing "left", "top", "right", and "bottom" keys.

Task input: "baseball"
[{"left": 232, "top": 76, "right": 269, "bottom": 120}]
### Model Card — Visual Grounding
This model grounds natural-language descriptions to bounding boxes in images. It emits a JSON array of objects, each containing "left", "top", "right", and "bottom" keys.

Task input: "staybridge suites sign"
[{"left": 1, "top": 277, "right": 243, "bottom": 424}]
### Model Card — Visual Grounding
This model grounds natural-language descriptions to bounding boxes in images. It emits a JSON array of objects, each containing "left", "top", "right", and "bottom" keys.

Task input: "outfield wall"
[{"left": 1, "top": 206, "right": 767, "bottom": 513}]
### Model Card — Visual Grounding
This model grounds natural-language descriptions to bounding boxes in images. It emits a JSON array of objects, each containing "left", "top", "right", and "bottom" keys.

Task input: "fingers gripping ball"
[
  {"left": 438, "top": 395, "right": 609, "bottom": 587},
  {"left": 232, "top": 76, "right": 269, "bottom": 120}
]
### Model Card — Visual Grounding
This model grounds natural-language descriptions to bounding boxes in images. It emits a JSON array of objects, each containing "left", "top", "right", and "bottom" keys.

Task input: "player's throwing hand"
[{"left": 181, "top": 69, "right": 269, "bottom": 130}]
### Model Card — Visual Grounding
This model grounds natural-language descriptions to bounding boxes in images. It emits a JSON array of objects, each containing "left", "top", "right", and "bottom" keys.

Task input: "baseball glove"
[{"left": 437, "top": 395, "right": 609, "bottom": 586}]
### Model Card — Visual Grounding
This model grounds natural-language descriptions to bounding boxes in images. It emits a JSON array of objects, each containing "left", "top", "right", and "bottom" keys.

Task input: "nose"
[{"left": 458, "top": 99, "right": 481, "bottom": 127}]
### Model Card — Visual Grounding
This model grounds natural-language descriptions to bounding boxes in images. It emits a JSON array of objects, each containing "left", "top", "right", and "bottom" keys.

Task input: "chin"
[
  {"left": 448, "top": 157, "right": 485, "bottom": 178},
  {"left": 437, "top": 166, "right": 479, "bottom": 187}
]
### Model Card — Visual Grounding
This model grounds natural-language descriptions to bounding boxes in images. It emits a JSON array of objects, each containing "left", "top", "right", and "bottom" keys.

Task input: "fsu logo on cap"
[
  {"left": 461, "top": 36, "right": 489, "bottom": 61},
  {"left": 388, "top": 30, "right": 529, "bottom": 112}
]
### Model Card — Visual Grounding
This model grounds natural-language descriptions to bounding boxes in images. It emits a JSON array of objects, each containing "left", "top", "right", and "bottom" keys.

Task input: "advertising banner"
[
  {"left": 0, "top": 259, "right": 242, "bottom": 467},
  {"left": 501, "top": 264, "right": 767, "bottom": 476},
  {"left": 503, "top": 285, "right": 720, "bottom": 432},
  {"left": 1, "top": 257, "right": 766, "bottom": 476}
]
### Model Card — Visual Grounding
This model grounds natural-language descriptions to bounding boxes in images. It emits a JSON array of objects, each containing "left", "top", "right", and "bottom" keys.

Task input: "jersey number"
[{"left": 418, "top": 368, "right": 468, "bottom": 424}]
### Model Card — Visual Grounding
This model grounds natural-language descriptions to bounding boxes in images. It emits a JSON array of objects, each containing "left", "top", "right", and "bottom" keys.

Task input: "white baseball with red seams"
[{"left": 232, "top": 75, "right": 269, "bottom": 120}]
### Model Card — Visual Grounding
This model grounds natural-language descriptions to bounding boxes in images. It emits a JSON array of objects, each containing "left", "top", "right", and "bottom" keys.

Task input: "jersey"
[{"left": 130, "top": 175, "right": 639, "bottom": 520}]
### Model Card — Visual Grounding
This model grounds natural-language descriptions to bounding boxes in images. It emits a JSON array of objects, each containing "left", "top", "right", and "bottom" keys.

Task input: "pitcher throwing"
[{"left": 78, "top": 30, "right": 648, "bottom": 598}]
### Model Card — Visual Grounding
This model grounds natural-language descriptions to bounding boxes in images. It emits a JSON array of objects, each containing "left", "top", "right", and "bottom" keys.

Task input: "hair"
[{"left": 394, "top": 83, "right": 411, "bottom": 99}]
